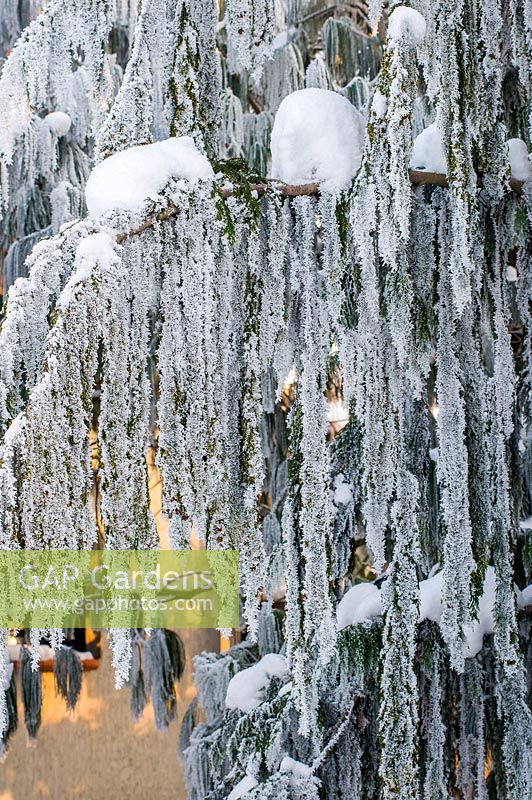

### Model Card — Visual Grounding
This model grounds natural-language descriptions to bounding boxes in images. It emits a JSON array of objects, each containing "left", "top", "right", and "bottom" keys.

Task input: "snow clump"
[
  {"left": 518, "top": 584, "right": 532, "bottom": 608},
  {"left": 44, "top": 111, "right": 71, "bottom": 136},
  {"left": 333, "top": 473, "right": 354, "bottom": 507},
  {"left": 339, "top": 567, "right": 502, "bottom": 658},
  {"left": 410, "top": 122, "right": 447, "bottom": 173},
  {"left": 85, "top": 136, "right": 214, "bottom": 218},
  {"left": 417, "top": 567, "right": 497, "bottom": 657},
  {"left": 371, "top": 90, "right": 387, "bottom": 119},
  {"left": 280, "top": 757, "right": 315, "bottom": 788},
  {"left": 337, "top": 583, "right": 383, "bottom": 630},
  {"left": 419, "top": 570, "right": 444, "bottom": 622},
  {"left": 225, "top": 653, "right": 290, "bottom": 712},
  {"left": 387, "top": 7, "right": 427, "bottom": 48},
  {"left": 270, "top": 88, "right": 364, "bottom": 192},
  {"left": 227, "top": 775, "right": 258, "bottom": 800},
  {"left": 508, "top": 138, "right": 532, "bottom": 182},
  {"left": 462, "top": 568, "right": 496, "bottom": 658},
  {"left": 57, "top": 233, "right": 118, "bottom": 310}
]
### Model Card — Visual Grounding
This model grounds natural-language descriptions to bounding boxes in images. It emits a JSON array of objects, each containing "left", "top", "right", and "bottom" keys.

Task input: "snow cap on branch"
[
  {"left": 410, "top": 122, "right": 447, "bottom": 173},
  {"left": 337, "top": 582, "right": 383, "bottom": 629},
  {"left": 85, "top": 136, "right": 213, "bottom": 217},
  {"left": 44, "top": 112, "right": 72, "bottom": 137},
  {"left": 227, "top": 775, "right": 259, "bottom": 800},
  {"left": 387, "top": 6, "right": 426, "bottom": 48},
  {"left": 338, "top": 568, "right": 504, "bottom": 660},
  {"left": 225, "top": 653, "right": 289, "bottom": 712},
  {"left": 508, "top": 138, "right": 532, "bottom": 182},
  {"left": 270, "top": 88, "right": 364, "bottom": 191}
]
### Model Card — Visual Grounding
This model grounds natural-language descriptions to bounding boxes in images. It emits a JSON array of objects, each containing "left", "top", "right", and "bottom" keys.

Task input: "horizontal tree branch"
[
  {"left": 118, "top": 171, "right": 525, "bottom": 244},
  {"left": 409, "top": 169, "right": 524, "bottom": 193}
]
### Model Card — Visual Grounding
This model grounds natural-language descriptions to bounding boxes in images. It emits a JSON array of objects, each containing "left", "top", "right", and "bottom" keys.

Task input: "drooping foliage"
[{"left": 0, "top": 0, "right": 532, "bottom": 797}]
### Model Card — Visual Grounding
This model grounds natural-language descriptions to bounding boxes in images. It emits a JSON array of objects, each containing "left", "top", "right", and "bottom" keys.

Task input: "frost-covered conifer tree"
[{"left": 1, "top": 1, "right": 532, "bottom": 798}]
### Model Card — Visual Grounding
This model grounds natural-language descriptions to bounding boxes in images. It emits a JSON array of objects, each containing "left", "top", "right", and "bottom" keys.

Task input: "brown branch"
[
  {"left": 118, "top": 181, "right": 320, "bottom": 242},
  {"left": 409, "top": 169, "right": 449, "bottom": 188},
  {"left": 509, "top": 177, "right": 524, "bottom": 193},
  {"left": 410, "top": 169, "right": 524, "bottom": 194},
  {"left": 116, "top": 203, "right": 182, "bottom": 243},
  {"left": 248, "top": 93, "right": 264, "bottom": 114},
  {"left": 118, "top": 172, "right": 524, "bottom": 244}
]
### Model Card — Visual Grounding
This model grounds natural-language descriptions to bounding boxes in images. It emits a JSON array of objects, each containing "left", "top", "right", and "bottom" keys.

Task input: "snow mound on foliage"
[
  {"left": 508, "top": 138, "right": 532, "bottom": 182},
  {"left": 333, "top": 473, "right": 353, "bottom": 506},
  {"left": 44, "top": 111, "right": 71, "bottom": 137},
  {"left": 280, "top": 757, "right": 313, "bottom": 778},
  {"left": 225, "top": 653, "right": 289, "bottom": 712},
  {"left": 387, "top": 7, "right": 426, "bottom": 48},
  {"left": 462, "top": 568, "right": 496, "bottom": 658},
  {"left": 280, "top": 757, "right": 315, "bottom": 789},
  {"left": 338, "top": 567, "right": 502, "bottom": 658},
  {"left": 227, "top": 775, "right": 258, "bottom": 799},
  {"left": 371, "top": 90, "right": 387, "bottom": 119},
  {"left": 76, "top": 231, "right": 117, "bottom": 264},
  {"left": 518, "top": 584, "right": 532, "bottom": 608},
  {"left": 270, "top": 88, "right": 364, "bottom": 192},
  {"left": 85, "top": 137, "right": 214, "bottom": 217},
  {"left": 419, "top": 568, "right": 498, "bottom": 657},
  {"left": 410, "top": 123, "right": 447, "bottom": 173},
  {"left": 419, "top": 571, "right": 444, "bottom": 622},
  {"left": 337, "top": 583, "right": 382, "bottom": 630},
  {"left": 507, "top": 265, "right": 518, "bottom": 282},
  {"left": 57, "top": 233, "right": 118, "bottom": 309}
]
